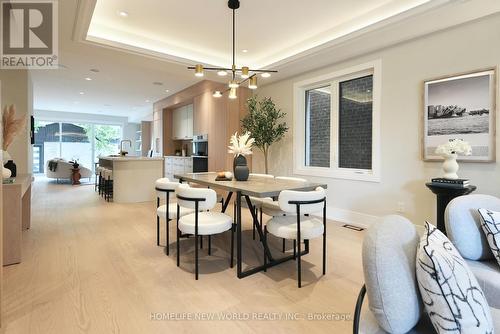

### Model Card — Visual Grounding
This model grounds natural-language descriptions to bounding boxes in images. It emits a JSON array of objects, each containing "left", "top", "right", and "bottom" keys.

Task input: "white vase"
[
  {"left": 442, "top": 153, "right": 459, "bottom": 179},
  {"left": 2, "top": 166, "right": 11, "bottom": 178}
]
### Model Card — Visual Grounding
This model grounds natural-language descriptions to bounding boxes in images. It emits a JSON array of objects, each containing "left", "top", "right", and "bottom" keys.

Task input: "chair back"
[
  {"left": 278, "top": 187, "right": 325, "bottom": 214},
  {"left": 275, "top": 176, "right": 308, "bottom": 182},
  {"left": 445, "top": 194, "right": 500, "bottom": 260},
  {"left": 250, "top": 173, "right": 274, "bottom": 179},
  {"left": 176, "top": 186, "right": 217, "bottom": 211}
]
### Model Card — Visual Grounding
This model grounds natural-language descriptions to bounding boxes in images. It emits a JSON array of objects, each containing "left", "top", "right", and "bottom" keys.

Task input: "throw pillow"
[
  {"left": 478, "top": 208, "right": 500, "bottom": 267},
  {"left": 416, "top": 222, "right": 493, "bottom": 333}
]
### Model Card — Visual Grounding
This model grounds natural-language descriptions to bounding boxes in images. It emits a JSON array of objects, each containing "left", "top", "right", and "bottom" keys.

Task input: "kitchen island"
[{"left": 98, "top": 156, "right": 164, "bottom": 203}]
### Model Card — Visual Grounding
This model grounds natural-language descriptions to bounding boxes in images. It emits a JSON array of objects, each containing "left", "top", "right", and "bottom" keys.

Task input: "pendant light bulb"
[
  {"left": 240, "top": 66, "right": 249, "bottom": 79},
  {"left": 229, "top": 80, "right": 239, "bottom": 88},
  {"left": 194, "top": 64, "right": 204, "bottom": 77},
  {"left": 228, "top": 87, "right": 237, "bottom": 99},
  {"left": 248, "top": 76, "right": 258, "bottom": 90},
  {"left": 213, "top": 90, "right": 223, "bottom": 98}
]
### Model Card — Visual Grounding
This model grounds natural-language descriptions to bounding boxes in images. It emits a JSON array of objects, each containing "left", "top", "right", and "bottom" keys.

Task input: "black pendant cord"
[{"left": 232, "top": 8, "right": 236, "bottom": 81}]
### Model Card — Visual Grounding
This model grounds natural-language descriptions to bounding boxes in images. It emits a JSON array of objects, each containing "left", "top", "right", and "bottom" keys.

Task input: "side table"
[{"left": 425, "top": 182, "right": 476, "bottom": 235}]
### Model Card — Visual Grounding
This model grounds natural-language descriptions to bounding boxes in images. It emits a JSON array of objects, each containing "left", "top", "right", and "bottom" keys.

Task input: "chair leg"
[
  {"left": 176, "top": 223, "right": 180, "bottom": 267},
  {"left": 230, "top": 223, "right": 235, "bottom": 268},
  {"left": 156, "top": 216, "right": 160, "bottom": 246},
  {"left": 166, "top": 220, "right": 170, "bottom": 255},
  {"left": 195, "top": 233, "right": 199, "bottom": 280},
  {"left": 264, "top": 226, "right": 268, "bottom": 272},
  {"left": 252, "top": 207, "right": 256, "bottom": 240},
  {"left": 297, "top": 238, "right": 302, "bottom": 288},
  {"left": 208, "top": 235, "right": 211, "bottom": 256},
  {"left": 282, "top": 238, "right": 286, "bottom": 253},
  {"left": 200, "top": 236, "right": 203, "bottom": 249}
]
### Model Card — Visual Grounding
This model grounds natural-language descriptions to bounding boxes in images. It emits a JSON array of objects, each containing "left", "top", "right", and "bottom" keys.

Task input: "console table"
[
  {"left": 426, "top": 182, "right": 476, "bottom": 235},
  {"left": 3, "top": 174, "right": 32, "bottom": 265}
]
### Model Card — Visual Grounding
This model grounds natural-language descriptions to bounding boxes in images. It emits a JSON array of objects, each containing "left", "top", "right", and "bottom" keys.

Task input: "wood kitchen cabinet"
[{"left": 172, "top": 104, "right": 193, "bottom": 140}]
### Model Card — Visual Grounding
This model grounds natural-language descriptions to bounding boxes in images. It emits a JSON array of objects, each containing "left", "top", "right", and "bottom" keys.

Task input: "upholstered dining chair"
[
  {"left": 264, "top": 187, "right": 327, "bottom": 288},
  {"left": 261, "top": 176, "right": 308, "bottom": 252},
  {"left": 155, "top": 178, "right": 193, "bottom": 254},
  {"left": 176, "top": 186, "right": 235, "bottom": 280},
  {"left": 239, "top": 173, "right": 275, "bottom": 239}
]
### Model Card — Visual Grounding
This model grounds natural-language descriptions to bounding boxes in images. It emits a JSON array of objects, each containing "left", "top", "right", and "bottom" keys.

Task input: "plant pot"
[
  {"left": 4, "top": 160, "right": 16, "bottom": 177},
  {"left": 442, "top": 153, "right": 459, "bottom": 179},
  {"left": 233, "top": 155, "right": 249, "bottom": 181}
]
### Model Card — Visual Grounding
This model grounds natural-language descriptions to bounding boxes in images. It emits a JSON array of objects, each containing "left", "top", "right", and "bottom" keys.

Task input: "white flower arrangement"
[
  {"left": 228, "top": 131, "right": 255, "bottom": 157},
  {"left": 435, "top": 139, "right": 472, "bottom": 157}
]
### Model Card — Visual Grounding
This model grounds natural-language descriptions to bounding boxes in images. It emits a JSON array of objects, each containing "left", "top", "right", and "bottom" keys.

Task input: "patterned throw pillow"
[
  {"left": 478, "top": 208, "right": 500, "bottom": 267},
  {"left": 416, "top": 222, "right": 493, "bottom": 333}
]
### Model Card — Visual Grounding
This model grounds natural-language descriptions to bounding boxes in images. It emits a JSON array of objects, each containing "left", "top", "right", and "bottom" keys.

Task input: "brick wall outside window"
[{"left": 306, "top": 89, "right": 330, "bottom": 167}]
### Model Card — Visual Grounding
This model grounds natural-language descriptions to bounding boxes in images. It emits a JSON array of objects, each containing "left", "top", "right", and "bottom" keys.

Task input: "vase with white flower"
[
  {"left": 435, "top": 139, "right": 472, "bottom": 180},
  {"left": 228, "top": 132, "right": 254, "bottom": 181}
]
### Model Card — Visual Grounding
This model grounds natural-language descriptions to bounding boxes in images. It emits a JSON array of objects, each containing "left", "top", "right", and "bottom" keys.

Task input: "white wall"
[
  {"left": 255, "top": 14, "right": 500, "bottom": 227},
  {"left": 35, "top": 109, "right": 128, "bottom": 126},
  {"left": 0, "top": 70, "right": 32, "bottom": 174}
]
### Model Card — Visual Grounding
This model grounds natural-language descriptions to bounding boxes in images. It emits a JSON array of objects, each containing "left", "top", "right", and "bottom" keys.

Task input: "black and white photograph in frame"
[{"left": 423, "top": 69, "right": 496, "bottom": 161}]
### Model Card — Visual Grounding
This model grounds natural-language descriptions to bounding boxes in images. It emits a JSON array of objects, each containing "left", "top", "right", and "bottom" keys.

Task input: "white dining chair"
[
  {"left": 261, "top": 176, "right": 308, "bottom": 251},
  {"left": 155, "top": 178, "right": 193, "bottom": 254},
  {"left": 240, "top": 173, "right": 274, "bottom": 239},
  {"left": 176, "top": 187, "right": 234, "bottom": 280},
  {"left": 264, "top": 187, "right": 327, "bottom": 288}
]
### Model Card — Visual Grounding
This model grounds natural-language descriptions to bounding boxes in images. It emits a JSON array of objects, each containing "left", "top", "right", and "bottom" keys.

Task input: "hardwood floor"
[{"left": 2, "top": 178, "right": 365, "bottom": 333}]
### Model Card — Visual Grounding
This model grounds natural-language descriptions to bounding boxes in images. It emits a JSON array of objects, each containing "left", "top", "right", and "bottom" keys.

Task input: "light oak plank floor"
[{"left": 3, "top": 178, "right": 365, "bottom": 334}]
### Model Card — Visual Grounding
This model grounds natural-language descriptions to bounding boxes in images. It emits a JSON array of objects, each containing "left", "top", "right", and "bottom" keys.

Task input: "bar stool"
[
  {"left": 155, "top": 178, "right": 193, "bottom": 254},
  {"left": 94, "top": 165, "right": 101, "bottom": 192},
  {"left": 264, "top": 187, "right": 327, "bottom": 288},
  {"left": 97, "top": 166, "right": 105, "bottom": 196},
  {"left": 176, "top": 187, "right": 234, "bottom": 280},
  {"left": 103, "top": 169, "right": 113, "bottom": 202}
]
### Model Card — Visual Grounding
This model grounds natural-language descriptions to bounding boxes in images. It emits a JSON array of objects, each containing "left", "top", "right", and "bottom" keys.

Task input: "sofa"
[
  {"left": 354, "top": 215, "right": 500, "bottom": 333},
  {"left": 45, "top": 158, "right": 92, "bottom": 182}
]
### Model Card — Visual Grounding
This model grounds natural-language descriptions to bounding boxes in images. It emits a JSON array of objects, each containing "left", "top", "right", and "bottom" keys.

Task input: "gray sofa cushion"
[
  {"left": 416, "top": 223, "right": 493, "bottom": 333},
  {"left": 466, "top": 259, "right": 500, "bottom": 309},
  {"left": 445, "top": 194, "right": 500, "bottom": 260},
  {"left": 362, "top": 215, "right": 422, "bottom": 333}
]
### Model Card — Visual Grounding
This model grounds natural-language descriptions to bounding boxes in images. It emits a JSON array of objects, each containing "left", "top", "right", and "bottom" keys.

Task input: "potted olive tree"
[{"left": 241, "top": 96, "right": 288, "bottom": 174}]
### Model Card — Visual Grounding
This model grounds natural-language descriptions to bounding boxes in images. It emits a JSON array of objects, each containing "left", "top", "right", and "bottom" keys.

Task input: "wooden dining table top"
[{"left": 174, "top": 172, "right": 327, "bottom": 198}]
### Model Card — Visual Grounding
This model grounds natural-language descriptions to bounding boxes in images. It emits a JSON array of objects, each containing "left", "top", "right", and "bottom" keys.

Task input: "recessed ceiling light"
[
  {"left": 90, "top": 68, "right": 100, "bottom": 73},
  {"left": 261, "top": 72, "right": 271, "bottom": 78},
  {"left": 145, "top": 99, "right": 150, "bottom": 103},
  {"left": 85, "top": 77, "right": 92, "bottom": 81},
  {"left": 79, "top": 92, "right": 85, "bottom": 95},
  {"left": 165, "top": 89, "right": 170, "bottom": 93},
  {"left": 118, "top": 10, "right": 128, "bottom": 17},
  {"left": 242, "top": 49, "right": 248, "bottom": 53}
]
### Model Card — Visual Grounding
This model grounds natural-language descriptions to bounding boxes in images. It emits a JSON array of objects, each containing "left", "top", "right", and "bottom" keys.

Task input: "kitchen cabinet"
[
  {"left": 172, "top": 104, "right": 193, "bottom": 140},
  {"left": 164, "top": 156, "right": 193, "bottom": 181}
]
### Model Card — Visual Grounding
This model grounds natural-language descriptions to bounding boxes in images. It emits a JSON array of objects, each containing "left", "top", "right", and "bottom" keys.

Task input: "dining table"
[{"left": 174, "top": 172, "right": 328, "bottom": 279}]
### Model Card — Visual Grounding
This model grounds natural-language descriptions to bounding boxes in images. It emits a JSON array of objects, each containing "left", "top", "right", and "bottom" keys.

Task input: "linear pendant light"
[{"left": 188, "top": 0, "right": 277, "bottom": 99}]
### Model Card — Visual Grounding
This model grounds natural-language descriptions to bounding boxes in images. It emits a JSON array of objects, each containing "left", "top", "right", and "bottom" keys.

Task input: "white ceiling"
[
  {"left": 31, "top": 0, "right": 500, "bottom": 123},
  {"left": 88, "top": 0, "right": 439, "bottom": 69}
]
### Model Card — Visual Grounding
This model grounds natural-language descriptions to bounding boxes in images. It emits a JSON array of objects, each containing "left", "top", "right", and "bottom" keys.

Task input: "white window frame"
[{"left": 293, "top": 60, "right": 381, "bottom": 182}]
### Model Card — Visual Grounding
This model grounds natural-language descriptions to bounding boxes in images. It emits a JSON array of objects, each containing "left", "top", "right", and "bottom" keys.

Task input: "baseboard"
[{"left": 323, "top": 207, "right": 381, "bottom": 229}]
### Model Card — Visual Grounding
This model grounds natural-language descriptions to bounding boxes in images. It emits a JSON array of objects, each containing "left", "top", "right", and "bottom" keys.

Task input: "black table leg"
[{"left": 236, "top": 191, "right": 243, "bottom": 277}]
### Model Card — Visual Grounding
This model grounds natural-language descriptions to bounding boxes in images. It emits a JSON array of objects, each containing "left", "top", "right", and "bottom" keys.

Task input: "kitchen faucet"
[{"left": 120, "top": 140, "right": 132, "bottom": 156}]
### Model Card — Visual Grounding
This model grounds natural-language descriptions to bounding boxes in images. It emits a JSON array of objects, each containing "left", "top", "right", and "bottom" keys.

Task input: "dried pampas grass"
[{"left": 2, "top": 105, "right": 27, "bottom": 151}]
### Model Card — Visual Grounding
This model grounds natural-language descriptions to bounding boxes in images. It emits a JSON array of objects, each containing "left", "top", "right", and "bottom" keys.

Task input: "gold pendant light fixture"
[{"left": 188, "top": 0, "right": 277, "bottom": 99}]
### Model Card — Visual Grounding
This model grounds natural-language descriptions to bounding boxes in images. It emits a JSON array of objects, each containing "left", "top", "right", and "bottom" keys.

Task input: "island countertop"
[{"left": 98, "top": 156, "right": 164, "bottom": 162}]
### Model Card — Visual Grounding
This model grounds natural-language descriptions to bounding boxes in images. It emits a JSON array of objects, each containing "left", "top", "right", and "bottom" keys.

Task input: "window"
[
  {"left": 32, "top": 121, "right": 122, "bottom": 174},
  {"left": 293, "top": 61, "right": 380, "bottom": 182}
]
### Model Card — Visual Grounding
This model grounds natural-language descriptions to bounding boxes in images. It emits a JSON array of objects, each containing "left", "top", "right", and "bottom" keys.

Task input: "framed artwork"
[{"left": 423, "top": 69, "right": 496, "bottom": 162}]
